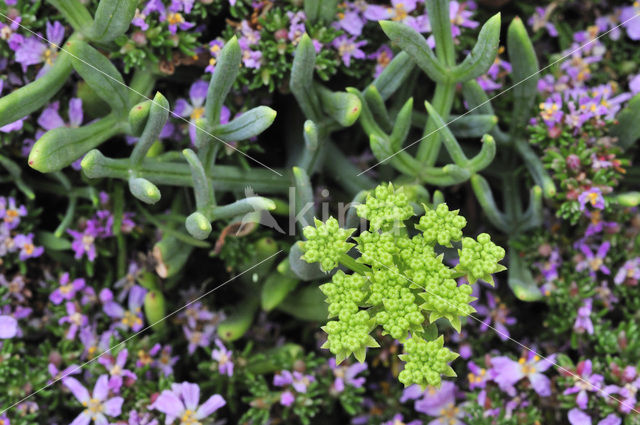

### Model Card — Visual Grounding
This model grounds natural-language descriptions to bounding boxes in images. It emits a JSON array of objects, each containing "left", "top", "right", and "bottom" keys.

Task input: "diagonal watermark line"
[
  {"left": 0, "top": 11, "right": 283, "bottom": 177},
  {"left": 357, "top": 12, "right": 640, "bottom": 176},
  {"left": 0, "top": 250, "right": 282, "bottom": 415},
  {"left": 372, "top": 260, "right": 640, "bottom": 415}
]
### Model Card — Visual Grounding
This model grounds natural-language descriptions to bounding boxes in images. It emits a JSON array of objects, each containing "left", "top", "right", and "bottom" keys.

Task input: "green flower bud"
[
  {"left": 398, "top": 335, "right": 459, "bottom": 389},
  {"left": 456, "top": 233, "right": 507, "bottom": 285},
  {"left": 321, "top": 309, "right": 379, "bottom": 364},
  {"left": 300, "top": 217, "right": 355, "bottom": 272},
  {"left": 356, "top": 182, "right": 414, "bottom": 231},
  {"left": 416, "top": 203, "right": 467, "bottom": 246},
  {"left": 319, "top": 270, "right": 368, "bottom": 318}
]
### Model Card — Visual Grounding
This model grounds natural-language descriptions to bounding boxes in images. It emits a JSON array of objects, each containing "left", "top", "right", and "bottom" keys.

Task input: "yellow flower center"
[
  {"left": 60, "top": 284, "right": 73, "bottom": 294},
  {"left": 392, "top": 3, "right": 408, "bottom": 21},
  {"left": 121, "top": 310, "right": 142, "bottom": 328},
  {"left": 588, "top": 192, "right": 600, "bottom": 206},
  {"left": 190, "top": 106, "right": 204, "bottom": 121},
  {"left": 180, "top": 409, "right": 202, "bottom": 425},
  {"left": 82, "top": 398, "right": 104, "bottom": 418},
  {"left": 168, "top": 13, "right": 184, "bottom": 25}
]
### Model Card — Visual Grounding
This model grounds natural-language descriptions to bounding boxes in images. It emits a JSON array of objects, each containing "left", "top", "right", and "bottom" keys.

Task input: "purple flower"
[
  {"left": 368, "top": 45, "right": 394, "bottom": 78},
  {"left": 63, "top": 375, "right": 124, "bottom": 424},
  {"left": 12, "top": 233, "right": 43, "bottom": 260},
  {"left": 59, "top": 302, "right": 88, "bottom": 340},
  {"left": 212, "top": 338, "right": 233, "bottom": 377},
  {"left": 414, "top": 381, "right": 465, "bottom": 424},
  {"left": 286, "top": 11, "right": 307, "bottom": 44},
  {"left": 103, "top": 285, "right": 147, "bottom": 332},
  {"left": 48, "top": 362, "right": 80, "bottom": 384},
  {"left": 50, "top": 273, "right": 85, "bottom": 305},
  {"left": 38, "top": 98, "right": 83, "bottom": 131},
  {"left": 151, "top": 382, "right": 225, "bottom": 423},
  {"left": 467, "top": 361, "right": 493, "bottom": 390},
  {"left": 539, "top": 93, "right": 564, "bottom": 127},
  {"left": 166, "top": 12, "right": 194, "bottom": 34},
  {"left": 15, "top": 21, "right": 65, "bottom": 78},
  {"left": 328, "top": 358, "right": 367, "bottom": 393},
  {"left": 154, "top": 344, "right": 179, "bottom": 376},
  {"left": 0, "top": 197, "right": 27, "bottom": 229},
  {"left": 238, "top": 20, "right": 260, "bottom": 47},
  {"left": 0, "top": 315, "right": 17, "bottom": 339},
  {"left": 382, "top": 414, "right": 421, "bottom": 425},
  {"left": 280, "top": 390, "right": 295, "bottom": 406},
  {"left": 183, "top": 325, "right": 214, "bottom": 354},
  {"left": 528, "top": 6, "right": 558, "bottom": 37},
  {"left": 79, "top": 325, "right": 114, "bottom": 359},
  {"left": 332, "top": 35, "right": 366, "bottom": 67},
  {"left": 205, "top": 39, "right": 224, "bottom": 74},
  {"left": 335, "top": 9, "right": 365, "bottom": 37},
  {"left": 475, "top": 293, "right": 516, "bottom": 341},
  {"left": 180, "top": 301, "right": 218, "bottom": 329},
  {"left": 242, "top": 48, "right": 262, "bottom": 69},
  {"left": 67, "top": 226, "right": 99, "bottom": 261},
  {"left": 569, "top": 408, "right": 621, "bottom": 425},
  {"left": 174, "top": 80, "right": 229, "bottom": 144},
  {"left": 573, "top": 299, "right": 594, "bottom": 335},
  {"left": 563, "top": 360, "right": 604, "bottom": 409},
  {"left": 126, "top": 410, "right": 159, "bottom": 425},
  {"left": 620, "top": 4, "right": 640, "bottom": 40},
  {"left": 614, "top": 258, "right": 640, "bottom": 285},
  {"left": 98, "top": 348, "right": 137, "bottom": 392},
  {"left": 274, "top": 370, "right": 315, "bottom": 393},
  {"left": 491, "top": 353, "right": 556, "bottom": 397},
  {"left": 576, "top": 241, "right": 611, "bottom": 277}
]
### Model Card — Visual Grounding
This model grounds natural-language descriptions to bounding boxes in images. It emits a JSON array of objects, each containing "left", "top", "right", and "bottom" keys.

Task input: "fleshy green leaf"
[
  {"left": 90, "top": 0, "right": 137, "bottom": 43},
  {"left": 317, "top": 86, "right": 361, "bottom": 127},
  {"left": 205, "top": 36, "right": 241, "bottom": 125},
  {"left": 29, "top": 114, "right": 124, "bottom": 173},
  {"left": 130, "top": 92, "right": 170, "bottom": 167},
  {"left": 612, "top": 93, "right": 640, "bottom": 149},
  {"left": 379, "top": 20, "right": 449, "bottom": 83},
  {"left": 290, "top": 34, "right": 322, "bottom": 120},
  {"left": 507, "top": 16, "right": 539, "bottom": 131},
  {"left": 67, "top": 40, "right": 130, "bottom": 115},
  {"left": 213, "top": 106, "right": 276, "bottom": 142},
  {"left": 261, "top": 273, "right": 300, "bottom": 311},
  {"left": 452, "top": 13, "right": 501, "bottom": 82}
]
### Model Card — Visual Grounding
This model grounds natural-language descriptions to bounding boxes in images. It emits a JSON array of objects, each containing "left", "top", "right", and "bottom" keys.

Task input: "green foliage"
[{"left": 300, "top": 217, "right": 355, "bottom": 272}]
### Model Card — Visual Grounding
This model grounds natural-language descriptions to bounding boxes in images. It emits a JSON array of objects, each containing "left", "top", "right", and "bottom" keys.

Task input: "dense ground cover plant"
[{"left": 1, "top": 0, "right": 640, "bottom": 424}]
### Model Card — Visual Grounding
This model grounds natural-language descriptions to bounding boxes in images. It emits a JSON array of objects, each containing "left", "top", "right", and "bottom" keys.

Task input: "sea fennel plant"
[{"left": 299, "top": 182, "right": 506, "bottom": 388}]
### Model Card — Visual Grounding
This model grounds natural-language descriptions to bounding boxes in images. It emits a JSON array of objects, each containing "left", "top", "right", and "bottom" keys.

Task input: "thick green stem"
[
  {"left": 339, "top": 253, "right": 371, "bottom": 275},
  {"left": 82, "top": 151, "right": 290, "bottom": 193},
  {"left": 417, "top": 82, "right": 456, "bottom": 165}
]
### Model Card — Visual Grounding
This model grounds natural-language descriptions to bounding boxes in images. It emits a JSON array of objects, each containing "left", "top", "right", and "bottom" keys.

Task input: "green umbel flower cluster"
[
  {"left": 416, "top": 203, "right": 467, "bottom": 247},
  {"left": 355, "top": 182, "right": 414, "bottom": 231},
  {"left": 300, "top": 182, "right": 506, "bottom": 388},
  {"left": 300, "top": 217, "right": 355, "bottom": 272},
  {"left": 456, "top": 233, "right": 507, "bottom": 285},
  {"left": 398, "top": 336, "right": 459, "bottom": 388}
]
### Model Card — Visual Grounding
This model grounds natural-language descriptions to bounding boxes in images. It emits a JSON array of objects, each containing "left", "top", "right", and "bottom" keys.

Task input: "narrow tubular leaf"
[
  {"left": 29, "top": 114, "right": 124, "bottom": 173},
  {"left": 424, "top": 101, "right": 468, "bottom": 166},
  {"left": 514, "top": 138, "right": 556, "bottom": 198},
  {"left": 507, "top": 17, "right": 539, "bottom": 131},
  {"left": 48, "top": 0, "right": 93, "bottom": 34},
  {"left": 130, "top": 92, "right": 170, "bottom": 167},
  {"left": 213, "top": 106, "right": 277, "bottom": 142},
  {"left": 467, "top": 134, "right": 497, "bottom": 172},
  {"left": 452, "top": 13, "right": 501, "bottom": 82},
  {"left": 364, "top": 85, "right": 393, "bottom": 132},
  {"left": 390, "top": 97, "right": 413, "bottom": 151},
  {"left": 185, "top": 211, "right": 212, "bottom": 240},
  {"left": 461, "top": 80, "right": 495, "bottom": 115},
  {"left": 210, "top": 197, "right": 276, "bottom": 220},
  {"left": 292, "top": 166, "right": 316, "bottom": 232},
  {"left": 425, "top": 0, "right": 456, "bottom": 66},
  {"left": 183, "top": 148, "right": 214, "bottom": 210},
  {"left": 507, "top": 246, "right": 543, "bottom": 301},
  {"left": 90, "top": 0, "right": 137, "bottom": 42},
  {"left": 290, "top": 34, "right": 322, "bottom": 120},
  {"left": 379, "top": 20, "right": 449, "bottom": 84},
  {"left": 205, "top": 36, "right": 241, "bottom": 125},
  {"left": 470, "top": 174, "right": 509, "bottom": 232},
  {"left": 447, "top": 114, "right": 497, "bottom": 138},
  {"left": 67, "top": 40, "right": 129, "bottom": 115},
  {"left": 0, "top": 42, "right": 73, "bottom": 127}
]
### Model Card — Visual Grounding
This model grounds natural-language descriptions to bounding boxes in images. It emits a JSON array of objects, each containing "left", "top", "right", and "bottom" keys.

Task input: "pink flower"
[{"left": 63, "top": 375, "right": 124, "bottom": 425}]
